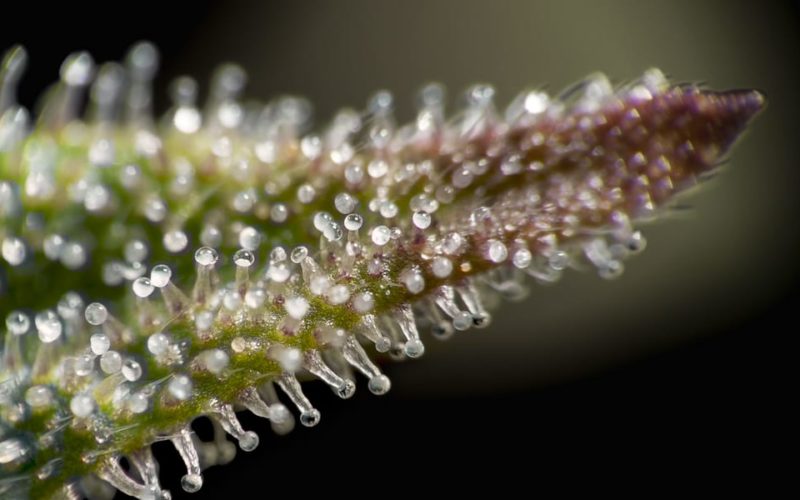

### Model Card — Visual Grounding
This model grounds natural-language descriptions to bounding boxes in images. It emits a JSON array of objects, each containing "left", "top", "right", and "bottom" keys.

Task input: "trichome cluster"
[{"left": 0, "top": 42, "right": 763, "bottom": 499}]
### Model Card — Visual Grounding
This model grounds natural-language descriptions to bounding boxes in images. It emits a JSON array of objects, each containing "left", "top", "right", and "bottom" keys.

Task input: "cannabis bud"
[{"left": 0, "top": 42, "right": 763, "bottom": 498}]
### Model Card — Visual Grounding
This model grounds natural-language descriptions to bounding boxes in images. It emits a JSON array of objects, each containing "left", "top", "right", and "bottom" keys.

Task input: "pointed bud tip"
[
  {"left": 747, "top": 88, "right": 767, "bottom": 116},
  {"left": 677, "top": 87, "right": 766, "bottom": 164},
  {"left": 725, "top": 88, "right": 767, "bottom": 122},
  {"left": 717, "top": 88, "right": 766, "bottom": 150}
]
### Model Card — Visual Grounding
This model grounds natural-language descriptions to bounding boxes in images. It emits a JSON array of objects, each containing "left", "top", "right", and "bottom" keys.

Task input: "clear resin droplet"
[
  {"left": 337, "top": 380, "right": 356, "bottom": 399},
  {"left": 344, "top": 213, "right": 363, "bottom": 231},
  {"left": 194, "top": 246, "right": 218, "bottom": 266},
  {"left": 368, "top": 375, "right": 392, "bottom": 395},
  {"left": 431, "top": 256, "right": 453, "bottom": 278},
  {"left": 57, "top": 292, "right": 84, "bottom": 319},
  {"left": 401, "top": 268, "right": 425, "bottom": 294},
  {"left": 238, "top": 431, "right": 259, "bottom": 452},
  {"left": 290, "top": 246, "right": 308, "bottom": 264},
  {"left": 122, "top": 359, "right": 143, "bottom": 382},
  {"left": 233, "top": 249, "right": 255, "bottom": 267},
  {"left": 453, "top": 311, "right": 473, "bottom": 331},
  {"left": 6, "top": 311, "right": 30, "bottom": 336},
  {"left": 334, "top": 193, "right": 357, "bottom": 214},
  {"left": 163, "top": 229, "right": 188, "bottom": 253},
  {"left": 127, "top": 392, "right": 148, "bottom": 414},
  {"left": 371, "top": 225, "right": 391, "bottom": 245},
  {"left": 70, "top": 393, "right": 96, "bottom": 417},
  {"left": 412, "top": 211, "right": 431, "bottom": 229},
  {"left": 284, "top": 297, "right": 309, "bottom": 320},
  {"left": 352, "top": 292, "right": 375, "bottom": 313},
  {"left": 84, "top": 302, "right": 108, "bottom": 326},
  {"left": 0, "top": 438, "right": 28, "bottom": 465},
  {"left": 300, "top": 410, "right": 321, "bottom": 427},
  {"left": 2, "top": 236, "right": 26, "bottom": 265},
  {"left": 238, "top": 226, "right": 261, "bottom": 250},
  {"left": 326, "top": 285, "right": 350, "bottom": 305},
  {"left": 124, "top": 239, "right": 149, "bottom": 263},
  {"left": 147, "top": 333, "right": 169, "bottom": 355},
  {"left": 202, "top": 349, "right": 229, "bottom": 374},
  {"left": 25, "top": 385, "right": 53, "bottom": 407},
  {"left": 35, "top": 310, "right": 62, "bottom": 343},
  {"left": 487, "top": 239, "right": 508, "bottom": 263},
  {"left": 132, "top": 277, "right": 155, "bottom": 297},
  {"left": 150, "top": 264, "right": 172, "bottom": 287},
  {"left": 100, "top": 351, "right": 122, "bottom": 374},
  {"left": 512, "top": 248, "right": 532, "bottom": 269},
  {"left": 168, "top": 375, "right": 193, "bottom": 400},
  {"left": 182, "top": 474, "right": 203, "bottom": 493},
  {"left": 90, "top": 333, "right": 111, "bottom": 355},
  {"left": 404, "top": 339, "right": 425, "bottom": 358}
]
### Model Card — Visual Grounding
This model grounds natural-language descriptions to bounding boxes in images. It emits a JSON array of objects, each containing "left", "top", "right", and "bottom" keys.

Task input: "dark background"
[{"left": 2, "top": 0, "right": 797, "bottom": 496}]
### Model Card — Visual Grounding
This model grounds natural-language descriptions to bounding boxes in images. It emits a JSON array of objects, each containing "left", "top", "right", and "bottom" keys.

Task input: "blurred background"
[{"left": 2, "top": 0, "right": 797, "bottom": 495}]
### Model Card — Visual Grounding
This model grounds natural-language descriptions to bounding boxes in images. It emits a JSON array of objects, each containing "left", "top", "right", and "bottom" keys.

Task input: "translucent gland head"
[
  {"left": 368, "top": 375, "right": 392, "bottom": 395},
  {"left": 238, "top": 431, "right": 259, "bottom": 452},
  {"left": 181, "top": 474, "right": 203, "bottom": 493},
  {"left": 150, "top": 265, "right": 172, "bottom": 288},
  {"left": 233, "top": 249, "right": 255, "bottom": 268},
  {"left": 431, "top": 256, "right": 453, "bottom": 278},
  {"left": 195, "top": 310, "right": 215, "bottom": 332},
  {"left": 127, "top": 392, "right": 149, "bottom": 414},
  {"left": 300, "top": 409, "right": 321, "bottom": 427},
  {"left": 412, "top": 211, "right": 431, "bottom": 229},
  {"left": 194, "top": 246, "right": 219, "bottom": 267},
  {"left": 2, "top": 236, "right": 26, "bottom": 265},
  {"left": 244, "top": 288, "right": 266, "bottom": 309},
  {"left": 168, "top": 374, "right": 193, "bottom": 401},
  {"left": 270, "top": 203, "right": 288, "bottom": 223},
  {"left": 290, "top": 246, "right": 308, "bottom": 264},
  {"left": 202, "top": 349, "right": 229, "bottom": 375},
  {"left": 297, "top": 184, "right": 315, "bottom": 204},
  {"left": 147, "top": 333, "right": 170, "bottom": 356},
  {"left": 132, "top": 277, "right": 155, "bottom": 297},
  {"left": 84, "top": 302, "right": 108, "bottom": 326},
  {"left": 239, "top": 226, "right": 261, "bottom": 250},
  {"left": 512, "top": 248, "right": 532, "bottom": 269},
  {"left": 90, "top": 333, "right": 110, "bottom": 355},
  {"left": 0, "top": 437, "right": 30, "bottom": 466},
  {"left": 60, "top": 241, "right": 87, "bottom": 269},
  {"left": 25, "top": 385, "right": 53, "bottom": 408},
  {"left": 163, "top": 229, "right": 188, "bottom": 253},
  {"left": 401, "top": 268, "right": 425, "bottom": 294},
  {"left": 69, "top": 393, "right": 96, "bottom": 418},
  {"left": 336, "top": 379, "right": 356, "bottom": 399},
  {"left": 326, "top": 285, "right": 350, "bottom": 305},
  {"left": 371, "top": 225, "right": 391, "bottom": 246},
  {"left": 404, "top": 339, "right": 426, "bottom": 358},
  {"left": 335, "top": 193, "right": 357, "bottom": 214},
  {"left": 352, "top": 292, "right": 375, "bottom": 314},
  {"left": 200, "top": 224, "right": 222, "bottom": 247},
  {"left": 43, "top": 234, "right": 65, "bottom": 260},
  {"left": 35, "top": 310, "right": 62, "bottom": 343},
  {"left": 284, "top": 297, "right": 309, "bottom": 320},
  {"left": 122, "top": 359, "right": 143, "bottom": 382},
  {"left": 344, "top": 213, "right": 363, "bottom": 231},
  {"left": 6, "top": 311, "right": 30, "bottom": 336},
  {"left": 100, "top": 351, "right": 122, "bottom": 374},
  {"left": 486, "top": 239, "right": 508, "bottom": 263},
  {"left": 273, "top": 346, "right": 302, "bottom": 373},
  {"left": 57, "top": 291, "right": 84, "bottom": 320},
  {"left": 268, "top": 403, "right": 291, "bottom": 425},
  {"left": 452, "top": 311, "right": 473, "bottom": 331}
]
